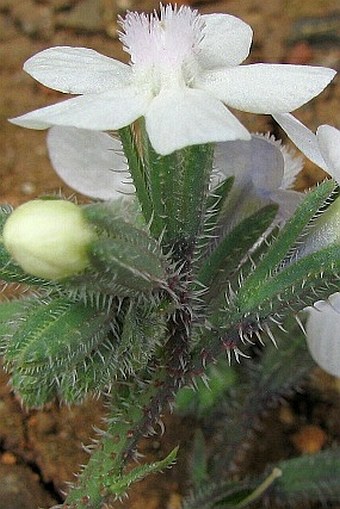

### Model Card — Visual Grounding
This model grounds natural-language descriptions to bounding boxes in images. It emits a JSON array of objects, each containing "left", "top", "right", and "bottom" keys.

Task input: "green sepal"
[
  {"left": 89, "top": 237, "right": 168, "bottom": 295},
  {"left": 195, "top": 176, "right": 235, "bottom": 261},
  {"left": 0, "top": 241, "right": 56, "bottom": 288},
  {"left": 118, "top": 126, "right": 152, "bottom": 224},
  {"left": 84, "top": 202, "right": 160, "bottom": 254},
  {"left": 197, "top": 204, "right": 278, "bottom": 299},
  {"left": 205, "top": 177, "right": 235, "bottom": 224},
  {"left": 143, "top": 140, "right": 214, "bottom": 241}
]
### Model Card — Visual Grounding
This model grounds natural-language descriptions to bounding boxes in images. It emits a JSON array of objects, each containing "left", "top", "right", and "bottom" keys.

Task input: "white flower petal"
[
  {"left": 10, "top": 86, "right": 152, "bottom": 131},
  {"left": 144, "top": 88, "right": 250, "bottom": 156},
  {"left": 306, "top": 297, "right": 340, "bottom": 377},
  {"left": 24, "top": 46, "right": 131, "bottom": 94},
  {"left": 47, "top": 126, "right": 132, "bottom": 200},
  {"left": 274, "top": 113, "right": 329, "bottom": 172},
  {"left": 214, "top": 135, "right": 284, "bottom": 191},
  {"left": 199, "top": 14, "right": 253, "bottom": 68},
  {"left": 198, "top": 64, "right": 336, "bottom": 113},
  {"left": 316, "top": 125, "right": 340, "bottom": 178},
  {"left": 279, "top": 142, "right": 304, "bottom": 189},
  {"left": 269, "top": 189, "right": 303, "bottom": 224}
]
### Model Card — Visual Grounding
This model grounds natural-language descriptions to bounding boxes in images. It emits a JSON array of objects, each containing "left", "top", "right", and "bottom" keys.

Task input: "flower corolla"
[
  {"left": 46, "top": 126, "right": 303, "bottom": 225},
  {"left": 306, "top": 295, "right": 340, "bottom": 378},
  {"left": 213, "top": 134, "right": 303, "bottom": 228},
  {"left": 10, "top": 5, "right": 336, "bottom": 155},
  {"left": 274, "top": 115, "right": 340, "bottom": 377}
]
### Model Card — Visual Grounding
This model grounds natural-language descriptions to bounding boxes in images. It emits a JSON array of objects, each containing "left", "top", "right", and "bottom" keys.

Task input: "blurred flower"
[
  {"left": 213, "top": 134, "right": 303, "bottom": 228},
  {"left": 10, "top": 5, "right": 335, "bottom": 155},
  {"left": 3, "top": 200, "right": 96, "bottom": 280}
]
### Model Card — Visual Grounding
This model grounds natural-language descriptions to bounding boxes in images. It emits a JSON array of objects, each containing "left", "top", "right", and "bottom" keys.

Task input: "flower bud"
[{"left": 3, "top": 200, "right": 96, "bottom": 280}]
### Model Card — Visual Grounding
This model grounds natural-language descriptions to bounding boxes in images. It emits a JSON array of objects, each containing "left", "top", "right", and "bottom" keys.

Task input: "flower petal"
[
  {"left": 24, "top": 46, "right": 131, "bottom": 94},
  {"left": 198, "top": 64, "right": 336, "bottom": 113},
  {"left": 306, "top": 297, "right": 340, "bottom": 377},
  {"left": 199, "top": 13, "right": 253, "bottom": 68},
  {"left": 316, "top": 125, "right": 340, "bottom": 179},
  {"left": 269, "top": 189, "right": 303, "bottom": 224},
  {"left": 279, "top": 142, "right": 304, "bottom": 190},
  {"left": 10, "top": 86, "right": 152, "bottom": 131},
  {"left": 214, "top": 135, "right": 284, "bottom": 192},
  {"left": 273, "top": 113, "right": 329, "bottom": 172},
  {"left": 144, "top": 88, "right": 250, "bottom": 155},
  {"left": 47, "top": 126, "right": 132, "bottom": 200}
]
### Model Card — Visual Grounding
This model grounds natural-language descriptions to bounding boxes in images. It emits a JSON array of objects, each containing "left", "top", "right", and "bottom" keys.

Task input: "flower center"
[{"left": 118, "top": 4, "right": 204, "bottom": 94}]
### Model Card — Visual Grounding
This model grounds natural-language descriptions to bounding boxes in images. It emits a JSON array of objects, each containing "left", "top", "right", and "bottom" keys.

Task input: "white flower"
[
  {"left": 213, "top": 134, "right": 303, "bottom": 228},
  {"left": 273, "top": 113, "right": 340, "bottom": 179},
  {"left": 10, "top": 4, "right": 335, "bottom": 155},
  {"left": 306, "top": 296, "right": 340, "bottom": 378}
]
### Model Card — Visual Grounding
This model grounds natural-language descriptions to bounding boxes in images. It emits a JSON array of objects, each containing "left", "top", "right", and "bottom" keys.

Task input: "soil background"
[{"left": 0, "top": 1, "right": 340, "bottom": 508}]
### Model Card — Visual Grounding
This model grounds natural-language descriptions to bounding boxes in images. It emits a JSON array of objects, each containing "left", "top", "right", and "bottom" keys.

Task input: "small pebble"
[
  {"left": 290, "top": 424, "right": 327, "bottom": 454},
  {"left": 1, "top": 452, "right": 17, "bottom": 465}
]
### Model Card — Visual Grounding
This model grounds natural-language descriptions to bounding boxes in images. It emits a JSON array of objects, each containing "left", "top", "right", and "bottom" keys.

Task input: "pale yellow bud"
[{"left": 3, "top": 200, "right": 96, "bottom": 280}]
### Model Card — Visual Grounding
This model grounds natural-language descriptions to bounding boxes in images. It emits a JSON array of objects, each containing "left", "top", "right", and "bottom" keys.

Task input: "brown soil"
[{"left": 0, "top": 1, "right": 340, "bottom": 508}]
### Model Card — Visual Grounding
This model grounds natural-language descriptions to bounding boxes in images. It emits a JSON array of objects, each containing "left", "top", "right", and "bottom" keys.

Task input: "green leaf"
[
  {"left": 181, "top": 479, "right": 254, "bottom": 509},
  {"left": 235, "top": 243, "right": 340, "bottom": 319},
  {"left": 237, "top": 179, "right": 336, "bottom": 298},
  {"left": 4, "top": 297, "right": 110, "bottom": 376},
  {"left": 176, "top": 361, "right": 236, "bottom": 417},
  {"left": 10, "top": 369, "right": 57, "bottom": 407},
  {"left": 103, "top": 446, "right": 178, "bottom": 498},
  {"left": 265, "top": 449, "right": 340, "bottom": 505},
  {"left": 0, "top": 299, "right": 36, "bottom": 352},
  {"left": 197, "top": 204, "right": 278, "bottom": 299},
  {"left": 58, "top": 336, "right": 118, "bottom": 404},
  {"left": 191, "top": 430, "right": 208, "bottom": 489}
]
